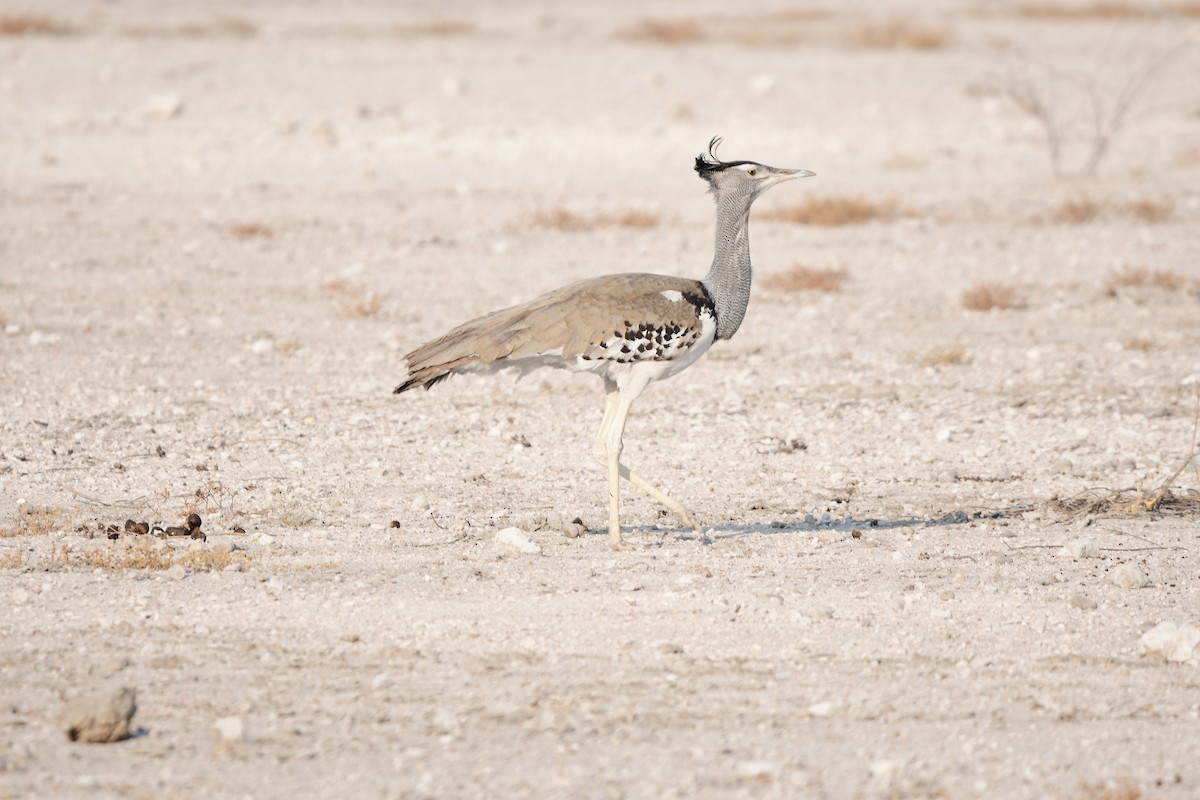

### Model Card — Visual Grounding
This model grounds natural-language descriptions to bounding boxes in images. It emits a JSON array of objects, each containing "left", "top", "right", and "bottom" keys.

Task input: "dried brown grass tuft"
[
  {"left": 849, "top": 20, "right": 951, "bottom": 49},
  {"left": 1123, "top": 337, "right": 1156, "bottom": 351},
  {"left": 50, "top": 540, "right": 252, "bottom": 572},
  {"left": 1108, "top": 266, "right": 1189, "bottom": 291},
  {"left": 392, "top": 19, "right": 476, "bottom": 37},
  {"left": 0, "top": 550, "right": 25, "bottom": 569},
  {"left": 228, "top": 221, "right": 273, "bottom": 239},
  {"left": 1056, "top": 386, "right": 1199, "bottom": 519},
  {"left": 1014, "top": 2, "right": 1200, "bottom": 18},
  {"left": 1053, "top": 486, "right": 1200, "bottom": 517},
  {"left": 962, "top": 283, "right": 1020, "bottom": 311},
  {"left": 122, "top": 17, "right": 259, "bottom": 38},
  {"left": 1048, "top": 196, "right": 1102, "bottom": 224},
  {"left": 615, "top": 11, "right": 828, "bottom": 47},
  {"left": 761, "top": 195, "right": 900, "bottom": 226},
  {"left": 324, "top": 279, "right": 385, "bottom": 318},
  {"left": 0, "top": 15, "right": 77, "bottom": 35},
  {"left": 527, "top": 207, "right": 662, "bottom": 231},
  {"left": 763, "top": 265, "right": 848, "bottom": 293},
  {"left": 924, "top": 347, "right": 971, "bottom": 366},
  {"left": 1127, "top": 197, "right": 1174, "bottom": 223},
  {"left": 1, "top": 506, "right": 64, "bottom": 538},
  {"left": 617, "top": 18, "right": 706, "bottom": 44}
]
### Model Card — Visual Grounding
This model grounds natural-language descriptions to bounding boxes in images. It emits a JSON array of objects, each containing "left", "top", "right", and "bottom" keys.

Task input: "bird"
[{"left": 395, "top": 137, "right": 814, "bottom": 548}]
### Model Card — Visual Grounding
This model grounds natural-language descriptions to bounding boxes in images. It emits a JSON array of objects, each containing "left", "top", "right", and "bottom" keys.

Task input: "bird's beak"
[{"left": 777, "top": 167, "right": 816, "bottom": 180}]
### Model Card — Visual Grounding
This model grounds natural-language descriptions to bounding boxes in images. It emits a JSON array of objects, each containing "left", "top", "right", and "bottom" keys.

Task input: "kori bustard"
[{"left": 395, "top": 138, "right": 813, "bottom": 548}]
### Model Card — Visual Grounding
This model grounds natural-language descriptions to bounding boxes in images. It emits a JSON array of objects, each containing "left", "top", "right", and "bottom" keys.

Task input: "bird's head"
[{"left": 694, "top": 136, "right": 814, "bottom": 199}]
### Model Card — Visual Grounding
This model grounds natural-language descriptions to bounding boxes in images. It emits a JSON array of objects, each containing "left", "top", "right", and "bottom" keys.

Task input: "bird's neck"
[{"left": 702, "top": 195, "right": 754, "bottom": 341}]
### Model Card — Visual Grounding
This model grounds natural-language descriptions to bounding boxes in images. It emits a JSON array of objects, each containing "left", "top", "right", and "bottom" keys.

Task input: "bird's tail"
[{"left": 393, "top": 301, "right": 553, "bottom": 393}]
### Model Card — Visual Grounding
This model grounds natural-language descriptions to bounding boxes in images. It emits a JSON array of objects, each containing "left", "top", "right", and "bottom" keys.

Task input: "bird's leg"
[{"left": 592, "top": 386, "right": 704, "bottom": 547}]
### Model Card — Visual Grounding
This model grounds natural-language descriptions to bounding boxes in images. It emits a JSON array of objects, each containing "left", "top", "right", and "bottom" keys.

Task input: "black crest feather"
[
  {"left": 694, "top": 135, "right": 754, "bottom": 179},
  {"left": 694, "top": 136, "right": 725, "bottom": 175}
]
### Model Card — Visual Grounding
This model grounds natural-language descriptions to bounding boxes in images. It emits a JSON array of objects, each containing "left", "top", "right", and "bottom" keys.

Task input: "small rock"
[
  {"left": 256, "top": 533, "right": 274, "bottom": 546},
  {"left": 493, "top": 527, "right": 541, "bottom": 555},
  {"left": 807, "top": 701, "right": 834, "bottom": 717},
  {"left": 388, "top": 520, "right": 401, "bottom": 529},
  {"left": 60, "top": 687, "right": 137, "bottom": 743},
  {"left": 1112, "top": 563, "right": 1149, "bottom": 589},
  {"left": 1139, "top": 621, "right": 1200, "bottom": 663},
  {"left": 431, "top": 707, "right": 461, "bottom": 735},
  {"left": 409, "top": 496, "right": 430, "bottom": 513},
  {"left": 868, "top": 759, "right": 904, "bottom": 790},
  {"left": 736, "top": 760, "right": 781, "bottom": 780},
  {"left": 214, "top": 716, "right": 244, "bottom": 742},
  {"left": 1059, "top": 537, "right": 1099, "bottom": 558},
  {"left": 11, "top": 588, "right": 29, "bottom": 605},
  {"left": 143, "top": 93, "right": 183, "bottom": 120},
  {"left": 936, "top": 469, "right": 958, "bottom": 483},
  {"left": 1069, "top": 593, "right": 1098, "bottom": 611},
  {"left": 166, "top": 564, "right": 187, "bottom": 581}
]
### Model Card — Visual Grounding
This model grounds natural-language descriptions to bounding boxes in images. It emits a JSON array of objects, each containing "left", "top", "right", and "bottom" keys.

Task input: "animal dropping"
[{"left": 394, "top": 138, "right": 813, "bottom": 548}]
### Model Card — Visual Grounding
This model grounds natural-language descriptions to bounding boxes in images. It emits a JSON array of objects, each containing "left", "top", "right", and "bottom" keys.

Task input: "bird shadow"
[{"left": 605, "top": 505, "right": 1029, "bottom": 545}]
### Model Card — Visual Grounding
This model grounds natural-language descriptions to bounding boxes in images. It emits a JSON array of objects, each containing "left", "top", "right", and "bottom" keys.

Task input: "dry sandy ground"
[{"left": 3, "top": 1, "right": 1200, "bottom": 798}]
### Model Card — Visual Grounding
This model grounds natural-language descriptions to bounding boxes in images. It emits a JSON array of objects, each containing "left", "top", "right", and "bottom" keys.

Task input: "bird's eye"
[{"left": 748, "top": 169, "right": 758, "bottom": 176}]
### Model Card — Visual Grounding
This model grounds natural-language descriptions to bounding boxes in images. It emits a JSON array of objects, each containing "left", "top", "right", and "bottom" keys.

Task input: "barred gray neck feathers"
[{"left": 701, "top": 188, "right": 756, "bottom": 341}]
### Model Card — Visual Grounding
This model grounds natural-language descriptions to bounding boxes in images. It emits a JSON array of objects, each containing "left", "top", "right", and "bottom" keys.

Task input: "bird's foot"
[{"left": 607, "top": 528, "right": 633, "bottom": 551}]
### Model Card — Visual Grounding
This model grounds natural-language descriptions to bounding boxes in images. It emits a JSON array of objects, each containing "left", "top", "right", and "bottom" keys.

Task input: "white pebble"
[
  {"left": 1111, "top": 563, "right": 1150, "bottom": 589},
  {"left": 1059, "top": 537, "right": 1099, "bottom": 558},
  {"left": 214, "top": 716, "right": 244, "bottom": 741},
  {"left": 736, "top": 760, "right": 781, "bottom": 779},
  {"left": 807, "top": 701, "right": 833, "bottom": 717},
  {"left": 143, "top": 93, "right": 184, "bottom": 119},
  {"left": 409, "top": 497, "right": 430, "bottom": 513},
  {"left": 1139, "top": 622, "right": 1200, "bottom": 664},
  {"left": 747, "top": 73, "right": 777, "bottom": 95},
  {"left": 249, "top": 338, "right": 274, "bottom": 354},
  {"left": 493, "top": 527, "right": 541, "bottom": 555}
]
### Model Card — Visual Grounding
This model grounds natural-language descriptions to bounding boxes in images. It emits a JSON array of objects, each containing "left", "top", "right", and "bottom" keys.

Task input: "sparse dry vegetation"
[
  {"left": 1126, "top": 196, "right": 1174, "bottom": 222},
  {"left": 616, "top": 12, "right": 949, "bottom": 49},
  {"left": 962, "top": 283, "right": 1021, "bottom": 311},
  {"left": 761, "top": 195, "right": 901, "bottom": 226},
  {"left": 48, "top": 539, "right": 251, "bottom": 572},
  {"left": 324, "top": 279, "right": 385, "bottom": 318},
  {"left": 391, "top": 19, "right": 476, "bottom": 37},
  {"left": 1107, "top": 265, "right": 1189, "bottom": 292},
  {"left": 849, "top": 20, "right": 951, "bottom": 50},
  {"left": 615, "top": 11, "right": 830, "bottom": 47},
  {"left": 526, "top": 207, "right": 661, "bottom": 232},
  {"left": 1037, "top": 195, "right": 1178, "bottom": 224},
  {"left": 1049, "top": 195, "right": 1102, "bottom": 224},
  {"left": 0, "top": 15, "right": 77, "bottom": 35},
  {"left": 1014, "top": 2, "right": 1200, "bottom": 18},
  {"left": 763, "top": 265, "right": 849, "bottom": 293},
  {"left": 1, "top": 505, "right": 64, "bottom": 538},
  {"left": 923, "top": 347, "right": 971, "bottom": 366},
  {"left": 1056, "top": 383, "right": 1200, "bottom": 518},
  {"left": 228, "top": 221, "right": 274, "bottom": 239},
  {"left": 122, "top": 16, "right": 259, "bottom": 38},
  {"left": 989, "top": 36, "right": 1192, "bottom": 175}
]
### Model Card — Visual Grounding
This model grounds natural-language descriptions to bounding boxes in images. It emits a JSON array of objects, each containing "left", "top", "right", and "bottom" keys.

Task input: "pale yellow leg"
[{"left": 592, "top": 384, "right": 704, "bottom": 549}]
